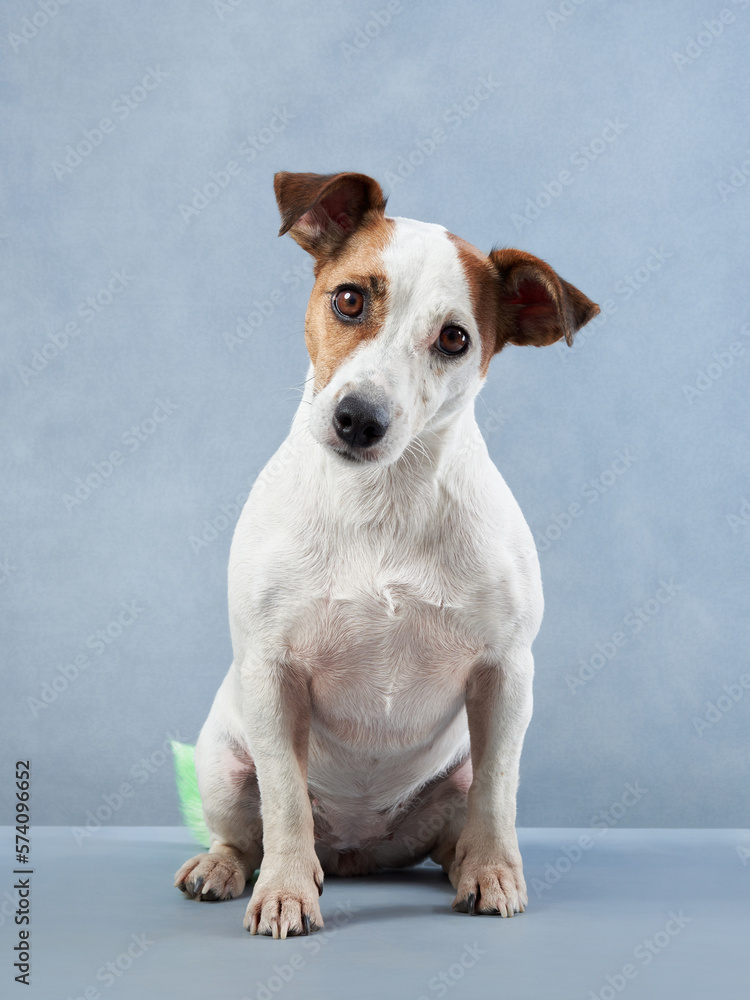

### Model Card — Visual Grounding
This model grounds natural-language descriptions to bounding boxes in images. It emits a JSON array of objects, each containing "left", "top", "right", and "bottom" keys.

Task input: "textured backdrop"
[{"left": 2, "top": 0, "right": 749, "bottom": 830}]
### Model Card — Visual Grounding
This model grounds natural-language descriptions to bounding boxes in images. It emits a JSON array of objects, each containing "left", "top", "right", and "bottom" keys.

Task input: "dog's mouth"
[{"left": 328, "top": 442, "right": 382, "bottom": 464}]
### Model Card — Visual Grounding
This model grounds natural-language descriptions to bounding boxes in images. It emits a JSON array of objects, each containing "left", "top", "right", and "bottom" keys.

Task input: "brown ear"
[
  {"left": 274, "top": 171, "right": 387, "bottom": 258},
  {"left": 489, "top": 248, "right": 599, "bottom": 348}
]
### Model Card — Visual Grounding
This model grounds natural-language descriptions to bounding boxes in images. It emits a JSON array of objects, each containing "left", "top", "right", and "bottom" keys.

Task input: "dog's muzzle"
[{"left": 332, "top": 392, "right": 390, "bottom": 450}]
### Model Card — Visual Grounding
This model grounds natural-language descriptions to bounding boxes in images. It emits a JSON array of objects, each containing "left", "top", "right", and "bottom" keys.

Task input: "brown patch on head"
[
  {"left": 275, "top": 171, "right": 396, "bottom": 390},
  {"left": 448, "top": 234, "right": 501, "bottom": 377},
  {"left": 450, "top": 234, "right": 600, "bottom": 374},
  {"left": 304, "top": 214, "right": 394, "bottom": 391}
]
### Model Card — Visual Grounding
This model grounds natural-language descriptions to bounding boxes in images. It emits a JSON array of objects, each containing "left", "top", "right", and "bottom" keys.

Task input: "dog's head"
[{"left": 275, "top": 171, "right": 599, "bottom": 466}]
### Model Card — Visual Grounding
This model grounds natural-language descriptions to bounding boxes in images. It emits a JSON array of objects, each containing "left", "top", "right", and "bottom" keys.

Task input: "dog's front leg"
[
  {"left": 239, "top": 654, "right": 324, "bottom": 938},
  {"left": 450, "top": 647, "right": 533, "bottom": 917}
]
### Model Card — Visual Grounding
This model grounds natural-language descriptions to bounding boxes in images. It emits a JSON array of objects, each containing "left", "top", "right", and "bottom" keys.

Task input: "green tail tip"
[{"left": 171, "top": 740, "right": 210, "bottom": 848}]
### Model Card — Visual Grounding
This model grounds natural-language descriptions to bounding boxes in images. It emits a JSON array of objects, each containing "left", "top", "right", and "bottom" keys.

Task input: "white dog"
[{"left": 175, "top": 171, "right": 599, "bottom": 938}]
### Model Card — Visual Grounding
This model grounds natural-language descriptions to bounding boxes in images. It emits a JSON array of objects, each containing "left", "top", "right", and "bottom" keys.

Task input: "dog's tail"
[{"left": 171, "top": 740, "right": 210, "bottom": 847}]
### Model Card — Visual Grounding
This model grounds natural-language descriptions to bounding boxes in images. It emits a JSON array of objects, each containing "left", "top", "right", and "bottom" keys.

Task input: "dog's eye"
[
  {"left": 436, "top": 326, "right": 469, "bottom": 356},
  {"left": 333, "top": 288, "right": 365, "bottom": 319}
]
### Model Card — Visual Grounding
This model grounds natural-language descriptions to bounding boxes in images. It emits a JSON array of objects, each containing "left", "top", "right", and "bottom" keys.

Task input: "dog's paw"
[
  {"left": 244, "top": 858, "right": 324, "bottom": 939},
  {"left": 450, "top": 845, "right": 527, "bottom": 917},
  {"left": 174, "top": 852, "right": 246, "bottom": 901}
]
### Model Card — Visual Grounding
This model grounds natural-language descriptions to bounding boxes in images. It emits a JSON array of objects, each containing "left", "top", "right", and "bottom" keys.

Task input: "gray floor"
[{"left": 5, "top": 826, "right": 748, "bottom": 999}]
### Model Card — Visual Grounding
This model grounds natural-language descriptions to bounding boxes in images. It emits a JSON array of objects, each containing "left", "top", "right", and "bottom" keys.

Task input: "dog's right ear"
[{"left": 274, "top": 171, "right": 387, "bottom": 258}]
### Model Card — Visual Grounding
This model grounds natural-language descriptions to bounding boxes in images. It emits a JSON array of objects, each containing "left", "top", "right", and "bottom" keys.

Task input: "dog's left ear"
[
  {"left": 274, "top": 171, "right": 387, "bottom": 259},
  {"left": 489, "top": 248, "right": 599, "bottom": 349}
]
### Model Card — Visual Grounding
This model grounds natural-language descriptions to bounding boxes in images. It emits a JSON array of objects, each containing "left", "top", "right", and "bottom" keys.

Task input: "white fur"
[
  {"left": 180, "top": 213, "right": 542, "bottom": 933},
  {"left": 308, "top": 218, "right": 485, "bottom": 465}
]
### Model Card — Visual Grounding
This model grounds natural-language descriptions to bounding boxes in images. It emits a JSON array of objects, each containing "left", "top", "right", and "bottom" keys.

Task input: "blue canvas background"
[{"left": 2, "top": 0, "right": 748, "bottom": 829}]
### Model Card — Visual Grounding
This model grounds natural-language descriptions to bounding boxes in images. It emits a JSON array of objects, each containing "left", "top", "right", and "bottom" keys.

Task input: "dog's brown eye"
[
  {"left": 436, "top": 326, "right": 469, "bottom": 355},
  {"left": 333, "top": 288, "right": 365, "bottom": 319}
]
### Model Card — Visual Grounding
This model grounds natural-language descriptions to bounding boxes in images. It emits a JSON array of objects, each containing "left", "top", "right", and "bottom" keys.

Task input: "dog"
[{"left": 175, "top": 171, "right": 599, "bottom": 938}]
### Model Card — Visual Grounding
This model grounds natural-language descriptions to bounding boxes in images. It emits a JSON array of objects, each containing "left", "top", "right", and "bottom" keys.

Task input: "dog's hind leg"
[
  {"left": 175, "top": 696, "right": 263, "bottom": 901},
  {"left": 426, "top": 757, "right": 472, "bottom": 875},
  {"left": 368, "top": 756, "right": 472, "bottom": 873}
]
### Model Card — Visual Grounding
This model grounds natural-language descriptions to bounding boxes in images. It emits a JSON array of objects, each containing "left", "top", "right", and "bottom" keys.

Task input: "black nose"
[{"left": 333, "top": 394, "right": 390, "bottom": 449}]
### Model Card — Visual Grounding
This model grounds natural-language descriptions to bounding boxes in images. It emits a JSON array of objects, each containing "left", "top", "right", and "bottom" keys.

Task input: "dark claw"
[
  {"left": 317, "top": 880, "right": 324, "bottom": 897},
  {"left": 177, "top": 882, "right": 187, "bottom": 894},
  {"left": 467, "top": 893, "right": 476, "bottom": 916},
  {"left": 303, "top": 914, "right": 311, "bottom": 936},
  {"left": 185, "top": 875, "right": 205, "bottom": 899},
  {"left": 201, "top": 888, "right": 219, "bottom": 902}
]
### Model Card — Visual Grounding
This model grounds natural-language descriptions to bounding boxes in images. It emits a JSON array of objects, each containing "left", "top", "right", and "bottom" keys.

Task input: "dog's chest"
[
  {"left": 288, "top": 539, "right": 491, "bottom": 743},
  {"left": 233, "top": 449, "right": 536, "bottom": 747}
]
